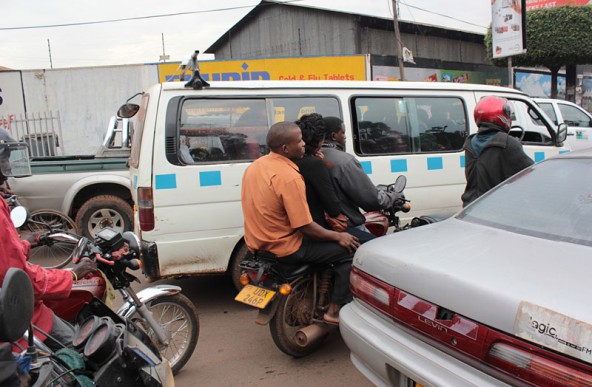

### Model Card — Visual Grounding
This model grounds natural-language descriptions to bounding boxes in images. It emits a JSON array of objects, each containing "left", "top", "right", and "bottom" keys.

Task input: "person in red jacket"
[{"left": 0, "top": 128, "right": 96, "bottom": 350}]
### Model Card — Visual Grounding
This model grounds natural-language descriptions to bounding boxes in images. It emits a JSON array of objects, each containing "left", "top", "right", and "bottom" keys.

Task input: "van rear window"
[
  {"left": 353, "top": 97, "right": 468, "bottom": 155},
  {"left": 176, "top": 97, "right": 340, "bottom": 164}
]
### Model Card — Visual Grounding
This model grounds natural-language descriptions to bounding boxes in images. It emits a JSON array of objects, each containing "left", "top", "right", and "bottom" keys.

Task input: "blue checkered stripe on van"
[
  {"left": 154, "top": 171, "right": 223, "bottom": 189},
  {"left": 153, "top": 152, "right": 554, "bottom": 189}
]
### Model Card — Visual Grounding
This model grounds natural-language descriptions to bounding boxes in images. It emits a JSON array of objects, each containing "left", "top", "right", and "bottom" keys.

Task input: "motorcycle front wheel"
[
  {"left": 269, "top": 276, "right": 326, "bottom": 357},
  {"left": 136, "top": 293, "right": 199, "bottom": 375}
]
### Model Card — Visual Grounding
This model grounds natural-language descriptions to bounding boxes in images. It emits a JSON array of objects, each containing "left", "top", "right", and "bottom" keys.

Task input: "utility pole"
[
  {"left": 391, "top": 0, "right": 405, "bottom": 81},
  {"left": 159, "top": 33, "right": 170, "bottom": 62},
  {"left": 47, "top": 39, "right": 53, "bottom": 69}
]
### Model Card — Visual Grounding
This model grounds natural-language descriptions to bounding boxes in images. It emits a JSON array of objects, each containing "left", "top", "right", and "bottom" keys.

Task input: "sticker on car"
[{"left": 515, "top": 301, "right": 592, "bottom": 363}]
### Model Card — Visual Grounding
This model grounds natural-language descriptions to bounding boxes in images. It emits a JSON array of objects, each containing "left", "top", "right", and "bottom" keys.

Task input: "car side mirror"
[
  {"left": 117, "top": 103, "right": 140, "bottom": 119},
  {"left": 556, "top": 123, "right": 568, "bottom": 144}
]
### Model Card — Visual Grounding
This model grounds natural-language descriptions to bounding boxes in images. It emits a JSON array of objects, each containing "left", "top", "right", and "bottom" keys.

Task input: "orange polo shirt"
[{"left": 242, "top": 152, "right": 313, "bottom": 257}]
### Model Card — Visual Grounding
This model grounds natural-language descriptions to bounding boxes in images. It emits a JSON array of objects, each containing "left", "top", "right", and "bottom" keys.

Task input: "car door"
[{"left": 556, "top": 101, "right": 592, "bottom": 151}]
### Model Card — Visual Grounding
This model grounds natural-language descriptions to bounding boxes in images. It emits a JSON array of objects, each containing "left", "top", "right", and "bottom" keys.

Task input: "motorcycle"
[
  {"left": 235, "top": 176, "right": 417, "bottom": 357},
  {"left": 10, "top": 203, "right": 199, "bottom": 375},
  {"left": 0, "top": 267, "right": 174, "bottom": 387},
  {"left": 42, "top": 226, "right": 200, "bottom": 375}
]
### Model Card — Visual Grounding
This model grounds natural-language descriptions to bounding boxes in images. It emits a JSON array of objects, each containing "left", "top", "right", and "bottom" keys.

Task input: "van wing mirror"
[
  {"left": 117, "top": 103, "right": 140, "bottom": 119},
  {"left": 556, "top": 122, "right": 568, "bottom": 145}
]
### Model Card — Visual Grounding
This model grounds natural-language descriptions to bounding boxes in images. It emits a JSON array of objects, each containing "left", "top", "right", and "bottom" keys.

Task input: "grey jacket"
[{"left": 322, "top": 141, "right": 399, "bottom": 226}]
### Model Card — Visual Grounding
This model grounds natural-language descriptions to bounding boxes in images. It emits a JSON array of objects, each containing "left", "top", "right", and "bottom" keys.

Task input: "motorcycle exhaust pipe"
[{"left": 295, "top": 323, "right": 336, "bottom": 347}]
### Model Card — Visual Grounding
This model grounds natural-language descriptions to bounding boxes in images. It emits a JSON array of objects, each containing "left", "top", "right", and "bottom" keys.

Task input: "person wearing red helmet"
[{"left": 461, "top": 96, "right": 533, "bottom": 206}]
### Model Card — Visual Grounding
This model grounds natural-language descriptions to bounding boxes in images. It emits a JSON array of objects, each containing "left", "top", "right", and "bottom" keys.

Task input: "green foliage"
[{"left": 485, "top": 6, "right": 592, "bottom": 69}]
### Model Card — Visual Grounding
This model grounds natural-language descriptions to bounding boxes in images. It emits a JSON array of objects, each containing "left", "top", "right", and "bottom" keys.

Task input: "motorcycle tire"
[
  {"left": 137, "top": 293, "right": 199, "bottom": 375},
  {"left": 26, "top": 209, "right": 79, "bottom": 269},
  {"left": 75, "top": 195, "right": 133, "bottom": 239},
  {"left": 269, "top": 276, "right": 327, "bottom": 357},
  {"left": 228, "top": 241, "right": 251, "bottom": 292}
]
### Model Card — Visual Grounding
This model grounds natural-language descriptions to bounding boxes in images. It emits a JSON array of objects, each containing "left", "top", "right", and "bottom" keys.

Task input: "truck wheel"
[{"left": 75, "top": 195, "right": 133, "bottom": 239}]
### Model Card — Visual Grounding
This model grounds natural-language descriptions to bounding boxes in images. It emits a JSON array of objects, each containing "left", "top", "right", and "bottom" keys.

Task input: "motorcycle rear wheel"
[
  {"left": 135, "top": 293, "right": 199, "bottom": 375},
  {"left": 269, "top": 276, "right": 326, "bottom": 357}
]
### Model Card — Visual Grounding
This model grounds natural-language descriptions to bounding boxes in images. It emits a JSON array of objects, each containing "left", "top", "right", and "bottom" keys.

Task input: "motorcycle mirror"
[
  {"left": 122, "top": 231, "right": 141, "bottom": 258},
  {"left": 10, "top": 206, "right": 28, "bottom": 228},
  {"left": 71, "top": 237, "right": 89, "bottom": 264},
  {"left": 0, "top": 268, "right": 34, "bottom": 342},
  {"left": 392, "top": 175, "right": 407, "bottom": 193}
]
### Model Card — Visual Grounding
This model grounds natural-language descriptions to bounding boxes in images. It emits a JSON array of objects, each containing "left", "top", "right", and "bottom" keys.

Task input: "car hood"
[{"left": 354, "top": 218, "right": 592, "bottom": 360}]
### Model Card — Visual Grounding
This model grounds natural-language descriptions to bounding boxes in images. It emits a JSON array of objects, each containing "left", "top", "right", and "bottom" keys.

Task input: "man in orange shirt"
[{"left": 242, "top": 121, "right": 359, "bottom": 324}]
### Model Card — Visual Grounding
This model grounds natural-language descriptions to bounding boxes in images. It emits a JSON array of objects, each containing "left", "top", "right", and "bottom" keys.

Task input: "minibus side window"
[
  {"left": 353, "top": 97, "right": 468, "bottom": 155},
  {"left": 507, "top": 99, "right": 553, "bottom": 144},
  {"left": 178, "top": 99, "right": 268, "bottom": 163},
  {"left": 269, "top": 97, "right": 341, "bottom": 123}
]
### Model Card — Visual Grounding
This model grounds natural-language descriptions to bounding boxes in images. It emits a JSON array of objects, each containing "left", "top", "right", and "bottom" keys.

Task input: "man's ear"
[{"left": 282, "top": 145, "right": 289, "bottom": 153}]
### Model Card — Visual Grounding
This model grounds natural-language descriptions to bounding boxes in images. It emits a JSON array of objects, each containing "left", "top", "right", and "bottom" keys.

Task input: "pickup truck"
[{"left": 8, "top": 117, "right": 133, "bottom": 238}]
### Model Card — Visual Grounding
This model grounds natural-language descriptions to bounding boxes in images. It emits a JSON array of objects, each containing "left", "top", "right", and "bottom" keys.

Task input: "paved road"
[{"left": 152, "top": 275, "right": 373, "bottom": 387}]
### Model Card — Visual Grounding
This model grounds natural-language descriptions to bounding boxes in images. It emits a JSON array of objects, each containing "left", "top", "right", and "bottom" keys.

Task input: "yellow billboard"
[{"left": 158, "top": 55, "right": 367, "bottom": 83}]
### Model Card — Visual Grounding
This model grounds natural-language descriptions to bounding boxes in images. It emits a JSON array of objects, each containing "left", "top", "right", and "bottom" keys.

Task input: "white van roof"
[{"left": 161, "top": 80, "right": 527, "bottom": 95}]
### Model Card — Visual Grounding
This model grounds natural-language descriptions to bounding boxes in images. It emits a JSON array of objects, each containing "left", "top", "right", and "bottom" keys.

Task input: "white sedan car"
[{"left": 340, "top": 149, "right": 592, "bottom": 387}]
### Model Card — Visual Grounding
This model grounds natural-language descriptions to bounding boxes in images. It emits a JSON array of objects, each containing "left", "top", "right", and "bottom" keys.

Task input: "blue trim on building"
[
  {"left": 427, "top": 157, "right": 443, "bottom": 170},
  {"left": 200, "top": 170, "right": 222, "bottom": 186},
  {"left": 155, "top": 174, "right": 177, "bottom": 190}
]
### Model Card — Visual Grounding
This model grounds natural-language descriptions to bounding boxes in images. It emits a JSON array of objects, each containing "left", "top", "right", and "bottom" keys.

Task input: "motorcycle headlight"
[
  {"left": 84, "top": 318, "right": 124, "bottom": 365},
  {"left": 73, "top": 315, "right": 101, "bottom": 349}
]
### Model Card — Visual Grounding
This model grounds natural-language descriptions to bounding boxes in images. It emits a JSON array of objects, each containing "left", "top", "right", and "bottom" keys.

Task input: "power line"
[
  {"left": 0, "top": 1, "right": 301, "bottom": 31},
  {"left": 399, "top": 1, "right": 488, "bottom": 30}
]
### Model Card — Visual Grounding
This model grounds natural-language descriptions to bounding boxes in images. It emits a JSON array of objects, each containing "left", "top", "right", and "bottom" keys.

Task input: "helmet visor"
[{"left": 0, "top": 142, "right": 31, "bottom": 178}]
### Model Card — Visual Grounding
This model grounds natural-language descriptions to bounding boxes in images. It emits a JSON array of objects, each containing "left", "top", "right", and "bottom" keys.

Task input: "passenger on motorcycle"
[
  {"left": 241, "top": 121, "right": 360, "bottom": 324},
  {"left": 322, "top": 117, "right": 401, "bottom": 241},
  {"left": 0, "top": 128, "right": 97, "bottom": 350},
  {"left": 295, "top": 114, "right": 378, "bottom": 243}
]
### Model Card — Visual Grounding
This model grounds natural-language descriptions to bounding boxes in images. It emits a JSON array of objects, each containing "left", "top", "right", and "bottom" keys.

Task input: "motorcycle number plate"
[{"left": 235, "top": 285, "right": 276, "bottom": 309}]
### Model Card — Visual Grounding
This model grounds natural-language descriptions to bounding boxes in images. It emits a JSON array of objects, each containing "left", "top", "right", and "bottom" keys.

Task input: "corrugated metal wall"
[{"left": 213, "top": 6, "right": 487, "bottom": 65}]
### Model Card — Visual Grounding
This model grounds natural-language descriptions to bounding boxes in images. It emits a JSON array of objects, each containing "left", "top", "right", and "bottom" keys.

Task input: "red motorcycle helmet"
[{"left": 474, "top": 96, "right": 513, "bottom": 132}]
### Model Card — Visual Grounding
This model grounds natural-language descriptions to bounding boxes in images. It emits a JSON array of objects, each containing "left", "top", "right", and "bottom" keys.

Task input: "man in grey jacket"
[{"left": 322, "top": 117, "right": 400, "bottom": 242}]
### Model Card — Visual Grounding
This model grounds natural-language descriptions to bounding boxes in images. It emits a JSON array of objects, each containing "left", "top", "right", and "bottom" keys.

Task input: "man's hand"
[
  {"left": 335, "top": 232, "right": 360, "bottom": 254},
  {"left": 71, "top": 260, "right": 98, "bottom": 281},
  {"left": 22, "top": 231, "right": 44, "bottom": 248}
]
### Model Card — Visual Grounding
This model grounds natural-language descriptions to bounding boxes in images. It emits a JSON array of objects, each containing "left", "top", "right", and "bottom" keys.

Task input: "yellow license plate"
[{"left": 235, "top": 284, "right": 276, "bottom": 309}]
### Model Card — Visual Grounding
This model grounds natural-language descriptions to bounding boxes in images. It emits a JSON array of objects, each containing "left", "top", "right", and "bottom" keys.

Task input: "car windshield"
[{"left": 458, "top": 157, "right": 592, "bottom": 246}]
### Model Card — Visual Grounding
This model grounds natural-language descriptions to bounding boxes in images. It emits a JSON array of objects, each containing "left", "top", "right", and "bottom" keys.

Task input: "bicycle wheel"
[{"left": 26, "top": 209, "right": 79, "bottom": 269}]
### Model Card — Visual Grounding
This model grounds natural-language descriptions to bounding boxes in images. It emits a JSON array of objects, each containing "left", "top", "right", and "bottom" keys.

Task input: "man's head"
[
  {"left": 295, "top": 113, "right": 326, "bottom": 155},
  {"left": 323, "top": 116, "right": 346, "bottom": 146},
  {"left": 474, "top": 96, "right": 513, "bottom": 132},
  {"left": 191, "top": 50, "right": 200, "bottom": 59},
  {"left": 0, "top": 128, "right": 31, "bottom": 184},
  {"left": 267, "top": 121, "right": 305, "bottom": 160}
]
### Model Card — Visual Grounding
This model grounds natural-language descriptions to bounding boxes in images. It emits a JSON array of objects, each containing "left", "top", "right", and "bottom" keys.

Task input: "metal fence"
[{"left": 0, "top": 111, "right": 64, "bottom": 157}]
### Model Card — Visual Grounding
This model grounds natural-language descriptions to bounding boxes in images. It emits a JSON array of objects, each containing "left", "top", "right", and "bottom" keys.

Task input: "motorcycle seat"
[{"left": 253, "top": 251, "right": 311, "bottom": 279}]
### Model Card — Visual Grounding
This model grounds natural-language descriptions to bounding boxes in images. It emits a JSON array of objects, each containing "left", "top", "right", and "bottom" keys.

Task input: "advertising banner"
[
  {"left": 157, "top": 55, "right": 367, "bottom": 84},
  {"left": 526, "top": 0, "right": 592, "bottom": 10},
  {"left": 491, "top": 0, "right": 527, "bottom": 59},
  {"left": 372, "top": 65, "right": 507, "bottom": 86}
]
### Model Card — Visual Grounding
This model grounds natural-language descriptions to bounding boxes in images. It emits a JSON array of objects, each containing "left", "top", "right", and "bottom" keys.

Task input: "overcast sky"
[{"left": 0, "top": 0, "right": 492, "bottom": 70}]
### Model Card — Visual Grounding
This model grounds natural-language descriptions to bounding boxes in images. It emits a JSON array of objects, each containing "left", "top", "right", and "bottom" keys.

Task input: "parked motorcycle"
[
  {"left": 0, "top": 267, "right": 174, "bottom": 387},
  {"left": 41, "top": 226, "right": 200, "bottom": 375},
  {"left": 235, "top": 176, "right": 417, "bottom": 357}
]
